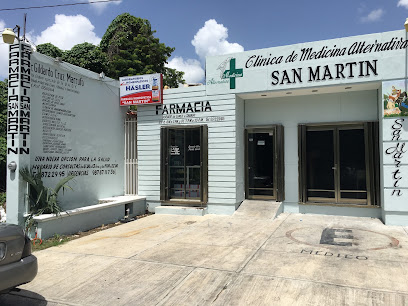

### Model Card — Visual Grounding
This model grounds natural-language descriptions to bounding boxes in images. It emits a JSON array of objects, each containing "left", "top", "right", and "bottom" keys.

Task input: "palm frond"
[
  {"left": 54, "top": 176, "right": 75, "bottom": 194},
  {"left": 19, "top": 166, "right": 75, "bottom": 231}
]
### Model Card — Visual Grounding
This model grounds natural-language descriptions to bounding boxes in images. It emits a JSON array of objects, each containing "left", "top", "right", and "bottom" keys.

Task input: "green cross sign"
[{"left": 222, "top": 58, "right": 243, "bottom": 89}]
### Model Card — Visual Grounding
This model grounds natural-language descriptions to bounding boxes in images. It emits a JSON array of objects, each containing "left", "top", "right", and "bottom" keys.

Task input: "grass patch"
[
  {"left": 31, "top": 211, "right": 152, "bottom": 252},
  {"left": 32, "top": 234, "right": 72, "bottom": 251}
]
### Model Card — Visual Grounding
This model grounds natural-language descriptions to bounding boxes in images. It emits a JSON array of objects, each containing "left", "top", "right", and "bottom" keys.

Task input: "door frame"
[
  {"left": 298, "top": 122, "right": 377, "bottom": 206},
  {"left": 160, "top": 125, "right": 208, "bottom": 206},
  {"left": 245, "top": 125, "right": 280, "bottom": 200}
]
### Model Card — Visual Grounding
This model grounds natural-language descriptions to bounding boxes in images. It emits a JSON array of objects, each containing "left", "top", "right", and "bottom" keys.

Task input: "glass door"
[
  {"left": 338, "top": 127, "right": 367, "bottom": 202},
  {"left": 306, "top": 128, "right": 336, "bottom": 202},
  {"left": 304, "top": 125, "right": 368, "bottom": 204},
  {"left": 246, "top": 129, "right": 276, "bottom": 200},
  {"left": 168, "top": 128, "right": 201, "bottom": 200}
]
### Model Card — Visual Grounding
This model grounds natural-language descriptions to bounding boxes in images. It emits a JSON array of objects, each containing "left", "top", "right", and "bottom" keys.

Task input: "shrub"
[{"left": 19, "top": 167, "right": 74, "bottom": 230}]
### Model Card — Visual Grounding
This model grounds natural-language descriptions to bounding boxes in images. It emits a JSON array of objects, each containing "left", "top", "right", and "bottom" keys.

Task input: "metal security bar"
[{"left": 125, "top": 115, "right": 138, "bottom": 195}]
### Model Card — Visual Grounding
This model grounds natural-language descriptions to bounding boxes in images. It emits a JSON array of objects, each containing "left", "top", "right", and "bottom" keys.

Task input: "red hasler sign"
[{"left": 119, "top": 73, "right": 163, "bottom": 106}]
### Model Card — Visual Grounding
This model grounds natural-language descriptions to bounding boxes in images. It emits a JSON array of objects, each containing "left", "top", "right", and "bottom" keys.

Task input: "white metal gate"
[{"left": 125, "top": 115, "right": 138, "bottom": 194}]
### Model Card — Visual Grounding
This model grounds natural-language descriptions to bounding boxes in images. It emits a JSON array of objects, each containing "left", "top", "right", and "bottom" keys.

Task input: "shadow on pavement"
[{"left": 0, "top": 289, "right": 48, "bottom": 306}]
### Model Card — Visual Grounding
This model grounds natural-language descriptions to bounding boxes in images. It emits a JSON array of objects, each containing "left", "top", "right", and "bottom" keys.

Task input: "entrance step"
[
  {"left": 233, "top": 200, "right": 283, "bottom": 219},
  {"left": 155, "top": 206, "right": 208, "bottom": 216}
]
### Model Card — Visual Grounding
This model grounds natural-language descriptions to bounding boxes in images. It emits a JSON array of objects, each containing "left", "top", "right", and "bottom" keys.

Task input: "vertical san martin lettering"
[
  {"left": 7, "top": 42, "right": 31, "bottom": 155},
  {"left": 386, "top": 118, "right": 405, "bottom": 196}
]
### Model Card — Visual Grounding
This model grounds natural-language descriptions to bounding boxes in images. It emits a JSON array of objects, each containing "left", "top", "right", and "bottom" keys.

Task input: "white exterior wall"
[
  {"left": 28, "top": 53, "right": 126, "bottom": 210},
  {"left": 235, "top": 97, "right": 245, "bottom": 204},
  {"left": 7, "top": 47, "right": 129, "bottom": 230},
  {"left": 137, "top": 87, "right": 240, "bottom": 214},
  {"left": 244, "top": 90, "right": 379, "bottom": 213}
]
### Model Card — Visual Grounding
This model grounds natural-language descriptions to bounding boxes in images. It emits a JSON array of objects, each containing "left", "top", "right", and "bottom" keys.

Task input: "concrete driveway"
[{"left": 1, "top": 202, "right": 408, "bottom": 305}]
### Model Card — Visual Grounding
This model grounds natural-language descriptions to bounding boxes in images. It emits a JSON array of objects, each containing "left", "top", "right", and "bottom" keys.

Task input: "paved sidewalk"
[{"left": 1, "top": 205, "right": 408, "bottom": 305}]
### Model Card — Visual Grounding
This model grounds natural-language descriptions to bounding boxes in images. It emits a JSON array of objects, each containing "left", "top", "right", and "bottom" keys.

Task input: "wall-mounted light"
[
  {"left": 8, "top": 161, "right": 17, "bottom": 172},
  {"left": 1, "top": 25, "right": 20, "bottom": 44}
]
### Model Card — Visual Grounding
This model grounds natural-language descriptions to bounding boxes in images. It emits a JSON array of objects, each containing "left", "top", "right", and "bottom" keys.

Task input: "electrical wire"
[{"left": 0, "top": 0, "right": 121, "bottom": 12}]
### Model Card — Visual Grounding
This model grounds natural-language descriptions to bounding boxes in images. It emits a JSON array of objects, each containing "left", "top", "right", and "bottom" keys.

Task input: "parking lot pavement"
[{"left": 1, "top": 210, "right": 408, "bottom": 305}]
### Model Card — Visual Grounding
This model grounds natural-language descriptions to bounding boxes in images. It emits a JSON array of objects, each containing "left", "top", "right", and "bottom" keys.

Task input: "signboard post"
[
  {"left": 7, "top": 42, "right": 32, "bottom": 226},
  {"left": 119, "top": 73, "right": 163, "bottom": 106}
]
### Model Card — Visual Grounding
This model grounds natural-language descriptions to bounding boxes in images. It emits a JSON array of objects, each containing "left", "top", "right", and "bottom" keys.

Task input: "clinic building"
[{"left": 137, "top": 30, "right": 408, "bottom": 226}]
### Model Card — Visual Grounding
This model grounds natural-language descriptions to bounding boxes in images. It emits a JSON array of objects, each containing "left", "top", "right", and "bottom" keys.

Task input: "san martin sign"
[{"left": 206, "top": 30, "right": 408, "bottom": 95}]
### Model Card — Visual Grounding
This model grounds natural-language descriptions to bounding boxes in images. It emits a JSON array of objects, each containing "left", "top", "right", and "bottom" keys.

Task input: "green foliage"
[
  {"left": 384, "top": 113, "right": 405, "bottom": 117},
  {"left": 62, "top": 43, "right": 109, "bottom": 74},
  {"left": 163, "top": 67, "right": 185, "bottom": 88},
  {"left": 100, "top": 13, "right": 185, "bottom": 85},
  {"left": 36, "top": 14, "right": 186, "bottom": 85},
  {"left": 36, "top": 43, "right": 63, "bottom": 58},
  {"left": 0, "top": 192, "right": 5, "bottom": 208},
  {"left": 19, "top": 167, "right": 75, "bottom": 230},
  {"left": 32, "top": 233, "right": 71, "bottom": 252},
  {"left": 0, "top": 137, "right": 5, "bottom": 165}
]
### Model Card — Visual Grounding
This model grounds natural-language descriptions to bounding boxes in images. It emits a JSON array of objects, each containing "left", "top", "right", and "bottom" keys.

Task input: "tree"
[
  {"left": 0, "top": 79, "right": 7, "bottom": 193},
  {"left": 100, "top": 13, "right": 184, "bottom": 86},
  {"left": 163, "top": 67, "right": 185, "bottom": 89},
  {"left": 36, "top": 42, "right": 109, "bottom": 75},
  {"left": 62, "top": 43, "right": 109, "bottom": 74},
  {"left": 36, "top": 43, "right": 63, "bottom": 58}
]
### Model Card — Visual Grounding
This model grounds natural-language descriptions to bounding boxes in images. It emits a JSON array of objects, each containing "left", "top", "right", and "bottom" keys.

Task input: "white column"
[
  {"left": 381, "top": 80, "right": 408, "bottom": 225},
  {"left": 6, "top": 42, "right": 32, "bottom": 226}
]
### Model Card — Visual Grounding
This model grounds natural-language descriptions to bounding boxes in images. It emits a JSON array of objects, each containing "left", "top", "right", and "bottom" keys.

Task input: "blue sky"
[{"left": 1, "top": 0, "right": 408, "bottom": 82}]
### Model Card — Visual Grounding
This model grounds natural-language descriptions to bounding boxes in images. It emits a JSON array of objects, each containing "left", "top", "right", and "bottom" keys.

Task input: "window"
[
  {"left": 160, "top": 126, "right": 208, "bottom": 205},
  {"left": 298, "top": 122, "right": 379, "bottom": 206}
]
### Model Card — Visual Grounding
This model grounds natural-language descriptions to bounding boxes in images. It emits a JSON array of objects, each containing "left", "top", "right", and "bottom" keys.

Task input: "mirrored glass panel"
[
  {"left": 339, "top": 128, "right": 367, "bottom": 200},
  {"left": 168, "top": 128, "right": 201, "bottom": 200},
  {"left": 247, "top": 131, "right": 275, "bottom": 199},
  {"left": 304, "top": 126, "right": 368, "bottom": 204},
  {"left": 306, "top": 130, "right": 335, "bottom": 200}
]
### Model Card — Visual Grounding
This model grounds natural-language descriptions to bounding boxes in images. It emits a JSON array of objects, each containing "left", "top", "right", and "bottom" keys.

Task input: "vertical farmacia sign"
[
  {"left": 8, "top": 42, "right": 31, "bottom": 155},
  {"left": 119, "top": 73, "right": 163, "bottom": 105}
]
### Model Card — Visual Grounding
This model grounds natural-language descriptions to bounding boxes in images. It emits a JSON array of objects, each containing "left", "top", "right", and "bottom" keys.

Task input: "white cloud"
[
  {"left": 88, "top": 0, "right": 122, "bottom": 14},
  {"left": 0, "top": 20, "right": 10, "bottom": 80},
  {"left": 398, "top": 0, "right": 408, "bottom": 9},
  {"left": 34, "top": 14, "right": 101, "bottom": 50},
  {"left": 167, "top": 19, "right": 243, "bottom": 85},
  {"left": 166, "top": 57, "right": 205, "bottom": 84},
  {"left": 192, "top": 19, "right": 244, "bottom": 60},
  {"left": 361, "top": 9, "right": 384, "bottom": 23}
]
